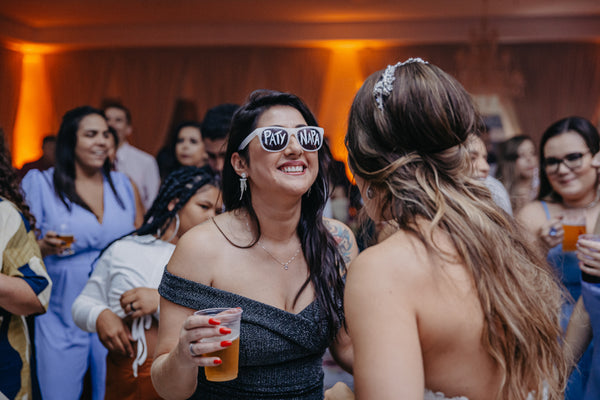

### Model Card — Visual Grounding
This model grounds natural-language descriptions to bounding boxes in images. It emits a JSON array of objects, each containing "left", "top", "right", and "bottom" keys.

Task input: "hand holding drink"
[
  {"left": 193, "top": 307, "right": 242, "bottom": 382},
  {"left": 577, "top": 234, "right": 600, "bottom": 282}
]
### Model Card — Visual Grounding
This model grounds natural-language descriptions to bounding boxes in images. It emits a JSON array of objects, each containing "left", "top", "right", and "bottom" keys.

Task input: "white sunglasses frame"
[{"left": 237, "top": 126, "right": 324, "bottom": 152}]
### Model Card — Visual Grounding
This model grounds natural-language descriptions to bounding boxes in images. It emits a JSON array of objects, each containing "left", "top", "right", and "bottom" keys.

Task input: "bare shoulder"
[
  {"left": 346, "top": 230, "right": 425, "bottom": 303},
  {"left": 515, "top": 200, "right": 546, "bottom": 227},
  {"left": 323, "top": 217, "right": 358, "bottom": 265},
  {"left": 166, "top": 216, "right": 227, "bottom": 284}
]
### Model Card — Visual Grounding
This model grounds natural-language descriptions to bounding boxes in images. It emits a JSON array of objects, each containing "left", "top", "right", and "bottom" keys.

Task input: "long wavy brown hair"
[
  {"left": 346, "top": 61, "right": 568, "bottom": 399},
  {"left": 0, "top": 128, "right": 37, "bottom": 229}
]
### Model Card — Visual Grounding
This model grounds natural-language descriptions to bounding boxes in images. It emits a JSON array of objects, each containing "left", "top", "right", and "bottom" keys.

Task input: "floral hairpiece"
[{"left": 373, "top": 57, "right": 429, "bottom": 111}]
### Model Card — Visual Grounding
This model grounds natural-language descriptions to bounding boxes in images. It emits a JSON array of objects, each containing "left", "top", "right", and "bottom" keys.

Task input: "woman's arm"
[
  {"left": 345, "top": 248, "right": 424, "bottom": 399},
  {"left": 516, "top": 201, "right": 563, "bottom": 252},
  {"left": 325, "top": 217, "right": 358, "bottom": 373},
  {"left": 72, "top": 242, "right": 135, "bottom": 356},
  {"left": 564, "top": 297, "right": 593, "bottom": 374},
  {"left": 0, "top": 273, "right": 45, "bottom": 315},
  {"left": 0, "top": 202, "right": 49, "bottom": 315},
  {"left": 128, "top": 178, "right": 145, "bottom": 228},
  {"left": 151, "top": 234, "right": 232, "bottom": 400}
]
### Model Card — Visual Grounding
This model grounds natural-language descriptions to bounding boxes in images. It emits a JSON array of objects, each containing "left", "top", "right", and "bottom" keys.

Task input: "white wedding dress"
[{"left": 424, "top": 386, "right": 547, "bottom": 400}]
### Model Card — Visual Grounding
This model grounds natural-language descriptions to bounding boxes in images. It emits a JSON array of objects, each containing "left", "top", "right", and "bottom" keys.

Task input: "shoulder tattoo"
[{"left": 324, "top": 219, "right": 354, "bottom": 265}]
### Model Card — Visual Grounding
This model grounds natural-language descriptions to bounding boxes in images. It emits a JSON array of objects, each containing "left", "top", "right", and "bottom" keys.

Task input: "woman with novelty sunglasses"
[
  {"left": 151, "top": 89, "right": 357, "bottom": 399},
  {"left": 517, "top": 116, "right": 600, "bottom": 400}
]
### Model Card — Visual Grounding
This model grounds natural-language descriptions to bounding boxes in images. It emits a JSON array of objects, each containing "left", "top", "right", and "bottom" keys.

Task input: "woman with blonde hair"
[
  {"left": 344, "top": 58, "right": 567, "bottom": 399},
  {"left": 497, "top": 135, "right": 539, "bottom": 214}
]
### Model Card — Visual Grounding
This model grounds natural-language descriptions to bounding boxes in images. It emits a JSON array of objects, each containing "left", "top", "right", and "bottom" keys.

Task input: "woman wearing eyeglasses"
[
  {"left": 517, "top": 116, "right": 600, "bottom": 400},
  {"left": 151, "top": 89, "right": 357, "bottom": 399}
]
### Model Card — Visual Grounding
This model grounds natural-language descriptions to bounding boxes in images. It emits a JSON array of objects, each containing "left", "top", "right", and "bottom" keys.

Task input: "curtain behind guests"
[
  {"left": 356, "top": 43, "right": 600, "bottom": 142},
  {"left": 43, "top": 46, "right": 331, "bottom": 156},
  {"left": 0, "top": 47, "right": 23, "bottom": 142},
  {"left": 4, "top": 43, "right": 599, "bottom": 155},
  {"left": 510, "top": 43, "right": 600, "bottom": 139}
]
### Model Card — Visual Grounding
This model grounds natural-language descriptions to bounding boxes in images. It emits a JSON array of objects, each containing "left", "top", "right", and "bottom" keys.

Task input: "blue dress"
[
  {"left": 21, "top": 168, "right": 136, "bottom": 400},
  {"left": 582, "top": 277, "right": 600, "bottom": 399},
  {"left": 541, "top": 201, "right": 591, "bottom": 400}
]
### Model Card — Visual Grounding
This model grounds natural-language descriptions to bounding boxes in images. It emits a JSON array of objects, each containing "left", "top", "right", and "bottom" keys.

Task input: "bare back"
[{"left": 345, "top": 228, "right": 501, "bottom": 400}]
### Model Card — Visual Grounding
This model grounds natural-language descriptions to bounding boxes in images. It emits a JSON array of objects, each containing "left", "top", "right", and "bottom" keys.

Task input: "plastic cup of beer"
[
  {"left": 195, "top": 307, "right": 242, "bottom": 382},
  {"left": 56, "top": 223, "right": 74, "bottom": 256},
  {"left": 562, "top": 209, "right": 586, "bottom": 252}
]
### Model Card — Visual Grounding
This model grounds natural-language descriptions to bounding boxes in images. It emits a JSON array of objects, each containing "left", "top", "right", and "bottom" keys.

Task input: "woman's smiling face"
[{"left": 242, "top": 105, "right": 319, "bottom": 199}]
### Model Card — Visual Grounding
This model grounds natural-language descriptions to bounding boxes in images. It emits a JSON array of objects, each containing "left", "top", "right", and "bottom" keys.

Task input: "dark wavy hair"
[
  {"left": 53, "top": 106, "right": 123, "bottom": 212},
  {"left": 537, "top": 116, "right": 600, "bottom": 202},
  {"left": 0, "top": 128, "right": 37, "bottom": 230},
  {"left": 222, "top": 89, "right": 345, "bottom": 342}
]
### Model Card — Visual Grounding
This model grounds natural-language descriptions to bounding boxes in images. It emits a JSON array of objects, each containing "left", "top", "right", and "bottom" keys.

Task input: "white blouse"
[{"left": 72, "top": 234, "right": 175, "bottom": 376}]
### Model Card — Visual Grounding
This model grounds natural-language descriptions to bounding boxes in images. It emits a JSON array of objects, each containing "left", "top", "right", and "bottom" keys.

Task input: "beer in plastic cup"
[
  {"left": 562, "top": 209, "right": 586, "bottom": 252},
  {"left": 195, "top": 307, "right": 242, "bottom": 382}
]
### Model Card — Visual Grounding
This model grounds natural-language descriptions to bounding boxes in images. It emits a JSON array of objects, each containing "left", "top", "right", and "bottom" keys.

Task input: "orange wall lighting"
[
  {"left": 12, "top": 44, "right": 55, "bottom": 168},
  {"left": 318, "top": 41, "right": 366, "bottom": 182}
]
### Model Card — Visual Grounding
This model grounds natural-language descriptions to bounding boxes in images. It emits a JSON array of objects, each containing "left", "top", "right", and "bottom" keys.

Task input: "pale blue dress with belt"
[
  {"left": 21, "top": 168, "right": 136, "bottom": 400},
  {"left": 541, "top": 201, "right": 591, "bottom": 400}
]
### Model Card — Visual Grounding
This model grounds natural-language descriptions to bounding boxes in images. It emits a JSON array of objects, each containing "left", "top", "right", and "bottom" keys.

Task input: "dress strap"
[{"left": 540, "top": 201, "right": 551, "bottom": 220}]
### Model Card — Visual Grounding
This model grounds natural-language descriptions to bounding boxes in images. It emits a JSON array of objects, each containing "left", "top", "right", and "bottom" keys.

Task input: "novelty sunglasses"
[{"left": 238, "top": 126, "right": 324, "bottom": 152}]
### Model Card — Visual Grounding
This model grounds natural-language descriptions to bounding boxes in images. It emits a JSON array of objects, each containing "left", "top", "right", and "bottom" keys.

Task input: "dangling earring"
[
  {"left": 307, "top": 187, "right": 312, "bottom": 197},
  {"left": 239, "top": 173, "right": 247, "bottom": 200},
  {"left": 366, "top": 185, "right": 374, "bottom": 199}
]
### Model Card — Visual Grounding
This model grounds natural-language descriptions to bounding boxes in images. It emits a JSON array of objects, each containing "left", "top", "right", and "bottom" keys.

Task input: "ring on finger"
[
  {"left": 130, "top": 302, "right": 136, "bottom": 312},
  {"left": 189, "top": 343, "right": 197, "bottom": 356},
  {"left": 549, "top": 227, "right": 557, "bottom": 237}
]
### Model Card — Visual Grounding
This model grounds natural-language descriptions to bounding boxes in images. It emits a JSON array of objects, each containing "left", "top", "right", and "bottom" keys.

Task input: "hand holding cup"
[
  {"left": 179, "top": 307, "right": 242, "bottom": 381},
  {"left": 577, "top": 234, "right": 600, "bottom": 279},
  {"left": 193, "top": 308, "right": 242, "bottom": 382}
]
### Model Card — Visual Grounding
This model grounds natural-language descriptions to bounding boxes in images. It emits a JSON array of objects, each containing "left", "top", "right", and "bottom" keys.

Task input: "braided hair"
[
  {"left": 138, "top": 165, "right": 219, "bottom": 237},
  {"left": 96, "top": 166, "right": 219, "bottom": 261}
]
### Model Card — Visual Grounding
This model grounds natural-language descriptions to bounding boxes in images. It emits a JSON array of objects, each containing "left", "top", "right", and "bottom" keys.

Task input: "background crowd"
[{"left": 1, "top": 57, "right": 600, "bottom": 400}]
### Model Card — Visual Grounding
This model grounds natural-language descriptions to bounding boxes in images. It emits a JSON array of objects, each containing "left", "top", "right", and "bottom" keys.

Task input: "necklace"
[{"left": 258, "top": 241, "right": 301, "bottom": 270}]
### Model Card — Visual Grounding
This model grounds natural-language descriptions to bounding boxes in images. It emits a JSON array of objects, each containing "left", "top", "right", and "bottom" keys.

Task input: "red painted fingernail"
[
  {"left": 213, "top": 359, "right": 222, "bottom": 365},
  {"left": 219, "top": 327, "right": 231, "bottom": 334},
  {"left": 208, "top": 318, "right": 221, "bottom": 325},
  {"left": 220, "top": 340, "right": 232, "bottom": 347}
]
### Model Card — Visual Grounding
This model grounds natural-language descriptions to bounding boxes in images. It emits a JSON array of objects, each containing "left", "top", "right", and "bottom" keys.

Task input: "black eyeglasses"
[
  {"left": 238, "top": 126, "right": 324, "bottom": 152},
  {"left": 543, "top": 151, "right": 590, "bottom": 175}
]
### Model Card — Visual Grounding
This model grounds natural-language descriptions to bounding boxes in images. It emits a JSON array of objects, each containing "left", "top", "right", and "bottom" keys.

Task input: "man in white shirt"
[{"left": 103, "top": 103, "right": 160, "bottom": 211}]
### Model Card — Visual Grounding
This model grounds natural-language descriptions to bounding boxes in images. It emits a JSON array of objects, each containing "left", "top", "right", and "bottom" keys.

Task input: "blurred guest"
[
  {"left": 565, "top": 148, "right": 600, "bottom": 400},
  {"left": 157, "top": 121, "right": 207, "bottom": 181},
  {"left": 0, "top": 128, "right": 52, "bottom": 400},
  {"left": 17, "top": 135, "right": 56, "bottom": 179},
  {"left": 201, "top": 104, "right": 239, "bottom": 174},
  {"left": 517, "top": 116, "right": 600, "bottom": 400},
  {"left": 466, "top": 133, "right": 513, "bottom": 215},
  {"left": 103, "top": 102, "right": 161, "bottom": 211},
  {"left": 497, "top": 135, "right": 539, "bottom": 214},
  {"left": 151, "top": 90, "right": 356, "bottom": 399},
  {"left": 21, "top": 106, "right": 139, "bottom": 400},
  {"left": 344, "top": 58, "right": 566, "bottom": 399},
  {"left": 72, "top": 166, "right": 221, "bottom": 400}
]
